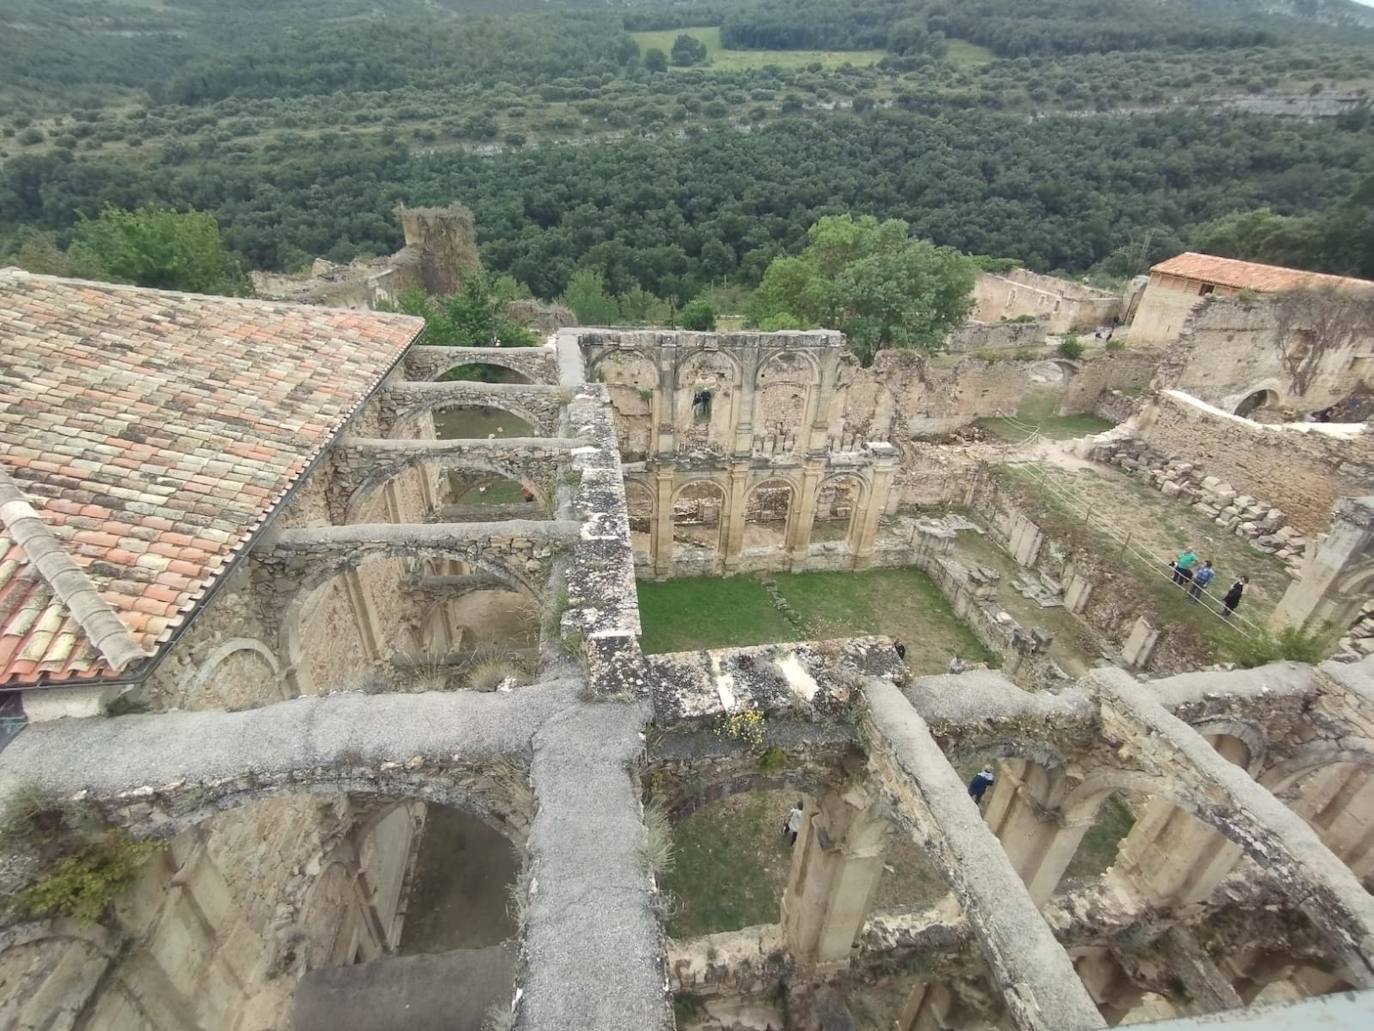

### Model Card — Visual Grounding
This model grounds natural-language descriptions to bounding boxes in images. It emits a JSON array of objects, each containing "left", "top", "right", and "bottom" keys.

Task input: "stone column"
[
  {"left": 1271, "top": 496, "right": 1374, "bottom": 634},
  {"left": 651, "top": 465, "right": 676, "bottom": 578},
  {"left": 1108, "top": 734, "right": 1247, "bottom": 907},
  {"left": 734, "top": 345, "right": 760, "bottom": 456},
  {"left": 1293, "top": 763, "right": 1374, "bottom": 882},
  {"left": 896, "top": 981, "right": 957, "bottom": 1031},
  {"left": 787, "top": 459, "right": 825, "bottom": 571},
  {"left": 851, "top": 443, "right": 898, "bottom": 569},
  {"left": 782, "top": 785, "right": 890, "bottom": 972},
  {"left": 982, "top": 759, "right": 1076, "bottom": 906},
  {"left": 655, "top": 346, "right": 677, "bottom": 457},
  {"left": 343, "top": 568, "right": 383, "bottom": 662},
  {"left": 721, "top": 463, "right": 750, "bottom": 575}
]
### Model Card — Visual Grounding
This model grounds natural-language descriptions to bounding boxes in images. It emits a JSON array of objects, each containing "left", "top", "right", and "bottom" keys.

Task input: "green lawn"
[
  {"left": 662, "top": 792, "right": 790, "bottom": 938},
  {"left": 637, "top": 568, "right": 994, "bottom": 674},
  {"left": 943, "top": 39, "right": 996, "bottom": 68},
  {"left": 637, "top": 576, "right": 793, "bottom": 654},
  {"left": 1060, "top": 794, "right": 1135, "bottom": 886},
  {"left": 977, "top": 390, "right": 1116, "bottom": 442},
  {"left": 661, "top": 789, "right": 946, "bottom": 939},
  {"left": 630, "top": 26, "right": 884, "bottom": 71}
]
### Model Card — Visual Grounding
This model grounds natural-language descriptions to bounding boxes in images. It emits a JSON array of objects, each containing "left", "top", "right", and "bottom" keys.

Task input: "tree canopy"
[
  {"left": 751, "top": 215, "right": 977, "bottom": 365},
  {"left": 24, "top": 206, "right": 252, "bottom": 295},
  {"left": 377, "top": 272, "right": 535, "bottom": 347}
]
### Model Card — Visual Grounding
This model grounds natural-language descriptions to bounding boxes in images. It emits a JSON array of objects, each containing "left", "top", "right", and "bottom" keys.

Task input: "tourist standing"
[
  {"left": 948, "top": 654, "right": 966, "bottom": 675},
  {"left": 1222, "top": 576, "right": 1248, "bottom": 619},
  {"left": 1172, "top": 546, "right": 1198, "bottom": 586},
  {"left": 1188, "top": 560, "right": 1215, "bottom": 604},
  {"left": 783, "top": 802, "right": 803, "bottom": 846}
]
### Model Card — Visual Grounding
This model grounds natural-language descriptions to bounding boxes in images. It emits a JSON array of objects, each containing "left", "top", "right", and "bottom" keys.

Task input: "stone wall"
[
  {"left": 0, "top": 795, "right": 422, "bottom": 1031},
  {"left": 946, "top": 319, "right": 1046, "bottom": 352},
  {"left": 1087, "top": 435, "right": 1309, "bottom": 573},
  {"left": 1137, "top": 391, "right": 1374, "bottom": 535},
  {"left": 1152, "top": 294, "right": 1374, "bottom": 414},
  {"left": 972, "top": 269, "right": 1120, "bottom": 334},
  {"left": 1055, "top": 352, "right": 1157, "bottom": 416},
  {"left": 1128, "top": 273, "right": 1213, "bottom": 347}
]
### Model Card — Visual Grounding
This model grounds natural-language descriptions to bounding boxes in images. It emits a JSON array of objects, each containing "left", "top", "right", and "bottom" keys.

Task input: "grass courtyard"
[
  {"left": 636, "top": 567, "right": 995, "bottom": 674},
  {"left": 662, "top": 789, "right": 945, "bottom": 939},
  {"left": 630, "top": 26, "right": 885, "bottom": 72},
  {"left": 976, "top": 390, "right": 1116, "bottom": 443}
]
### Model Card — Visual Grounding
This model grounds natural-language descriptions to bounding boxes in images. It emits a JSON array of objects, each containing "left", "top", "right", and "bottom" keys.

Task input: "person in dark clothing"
[
  {"left": 894, "top": 641, "right": 907, "bottom": 660},
  {"left": 1222, "top": 576, "right": 1248, "bottom": 618},
  {"left": 968, "top": 767, "right": 995, "bottom": 803},
  {"left": 783, "top": 801, "right": 803, "bottom": 845}
]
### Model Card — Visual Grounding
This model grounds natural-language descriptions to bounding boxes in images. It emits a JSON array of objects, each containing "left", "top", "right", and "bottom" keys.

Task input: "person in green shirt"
[{"left": 1172, "top": 547, "right": 1198, "bottom": 586}]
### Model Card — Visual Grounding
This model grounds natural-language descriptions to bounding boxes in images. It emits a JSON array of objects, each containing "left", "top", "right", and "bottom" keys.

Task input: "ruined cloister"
[{"left": 3, "top": 257, "right": 1374, "bottom": 1031}]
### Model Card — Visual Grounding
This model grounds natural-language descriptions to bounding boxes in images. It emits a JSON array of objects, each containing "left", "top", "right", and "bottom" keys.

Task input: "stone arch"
[
  {"left": 280, "top": 547, "right": 543, "bottom": 687},
  {"left": 811, "top": 472, "right": 869, "bottom": 548},
  {"left": 597, "top": 351, "right": 659, "bottom": 460},
  {"left": 1235, "top": 387, "right": 1281, "bottom": 417},
  {"left": 743, "top": 478, "right": 798, "bottom": 553},
  {"left": 389, "top": 397, "right": 548, "bottom": 440},
  {"left": 624, "top": 479, "right": 655, "bottom": 559},
  {"left": 412, "top": 347, "right": 554, "bottom": 385},
  {"left": 675, "top": 349, "right": 741, "bottom": 449},
  {"left": 437, "top": 362, "right": 534, "bottom": 385},
  {"left": 181, "top": 638, "right": 288, "bottom": 709},
  {"left": 1261, "top": 738, "right": 1374, "bottom": 795},
  {"left": 944, "top": 738, "right": 1071, "bottom": 780},
  {"left": 344, "top": 458, "right": 546, "bottom": 523},
  {"left": 1188, "top": 718, "right": 1267, "bottom": 775},
  {"left": 672, "top": 478, "right": 728, "bottom": 560},
  {"left": 111, "top": 773, "right": 533, "bottom": 849}
]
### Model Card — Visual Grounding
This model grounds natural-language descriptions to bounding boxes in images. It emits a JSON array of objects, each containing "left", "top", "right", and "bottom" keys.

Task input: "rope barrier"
[{"left": 1008, "top": 462, "right": 1268, "bottom": 640}]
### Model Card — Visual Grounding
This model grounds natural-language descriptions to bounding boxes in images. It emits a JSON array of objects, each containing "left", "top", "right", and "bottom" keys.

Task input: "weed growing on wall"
[
  {"left": 1, "top": 786, "right": 165, "bottom": 924},
  {"left": 714, "top": 709, "right": 766, "bottom": 746}
]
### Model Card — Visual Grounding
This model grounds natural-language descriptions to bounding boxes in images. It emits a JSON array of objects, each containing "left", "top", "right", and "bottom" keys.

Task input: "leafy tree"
[
  {"left": 559, "top": 268, "right": 621, "bottom": 325},
  {"left": 671, "top": 34, "right": 709, "bottom": 68},
  {"left": 378, "top": 271, "right": 535, "bottom": 348},
  {"left": 752, "top": 214, "right": 977, "bottom": 365},
  {"left": 680, "top": 298, "right": 717, "bottom": 330},
  {"left": 67, "top": 206, "right": 250, "bottom": 295},
  {"left": 643, "top": 48, "right": 668, "bottom": 74}
]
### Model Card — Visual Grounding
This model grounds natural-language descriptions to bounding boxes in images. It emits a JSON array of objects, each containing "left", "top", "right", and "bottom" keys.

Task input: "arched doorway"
[
  {"left": 1235, "top": 389, "right": 1279, "bottom": 417},
  {"left": 672, "top": 480, "right": 727, "bottom": 566},
  {"left": 743, "top": 479, "right": 795, "bottom": 554}
]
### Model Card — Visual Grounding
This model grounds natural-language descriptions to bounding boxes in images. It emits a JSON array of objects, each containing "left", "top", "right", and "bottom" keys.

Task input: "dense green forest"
[{"left": 2, "top": 0, "right": 1373, "bottom": 298}]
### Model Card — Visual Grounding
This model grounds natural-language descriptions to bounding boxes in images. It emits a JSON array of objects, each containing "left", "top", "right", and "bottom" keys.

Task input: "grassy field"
[
  {"left": 637, "top": 568, "right": 995, "bottom": 674},
  {"left": 977, "top": 390, "right": 1116, "bottom": 443},
  {"left": 630, "top": 26, "right": 885, "bottom": 71},
  {"left": 998, "top": 462, "right": 1291, "bottom": 623},
  {"left": 943, "top": 39, "right": 996, "bottom": 68},
  {"left": 662, "top": 789, "right": 945, "bottom": 938}
]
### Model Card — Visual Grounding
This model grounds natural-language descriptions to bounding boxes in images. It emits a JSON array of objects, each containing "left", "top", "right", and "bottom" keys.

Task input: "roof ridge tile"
[{"left": 0, "top": 468, "right": 148, "bottom": 674}]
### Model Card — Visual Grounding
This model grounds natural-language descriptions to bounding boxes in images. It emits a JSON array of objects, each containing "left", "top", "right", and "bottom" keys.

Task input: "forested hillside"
[{"left": 2, "top": 0, "right": 1372, "bottom": 297}]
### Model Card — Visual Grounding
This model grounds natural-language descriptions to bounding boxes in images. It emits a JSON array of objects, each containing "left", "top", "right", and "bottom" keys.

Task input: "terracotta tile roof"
[
  {"left": 1151, "top": 252, "right": 1374, "bottom": 294},
  {"left": 0, "top": 270, "right": 424, "bottom": 688}
]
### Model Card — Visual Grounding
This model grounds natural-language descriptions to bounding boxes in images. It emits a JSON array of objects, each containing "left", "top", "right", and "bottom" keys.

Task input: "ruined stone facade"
[{"left": 4, "top": 280, "right": 1374, "bottom": 1031}]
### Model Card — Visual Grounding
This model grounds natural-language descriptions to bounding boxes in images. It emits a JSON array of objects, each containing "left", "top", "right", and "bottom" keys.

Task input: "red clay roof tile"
[
  {"left": 1151, "top": 252, "right": 1374, "bottom": 294},
  {"left": 0, "top": 270, "right": 423, "bottom": 687}
]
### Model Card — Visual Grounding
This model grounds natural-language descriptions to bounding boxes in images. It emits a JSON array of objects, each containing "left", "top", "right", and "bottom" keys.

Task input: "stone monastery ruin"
[{"left": 2, "top": 218, "right": 1374, "bottom": 1031}]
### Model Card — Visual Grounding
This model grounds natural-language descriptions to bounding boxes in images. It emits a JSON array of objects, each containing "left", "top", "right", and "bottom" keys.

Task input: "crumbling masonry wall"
[{"left": 1137, "top": 391, "right": 1374, "bottom": 535}]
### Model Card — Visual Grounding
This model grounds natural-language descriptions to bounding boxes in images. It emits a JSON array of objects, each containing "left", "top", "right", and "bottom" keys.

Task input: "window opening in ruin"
[
  {"left": 692, "top": 389, "right": 713, "bottom": 424},
  {"left": 1234, "top": 389, "right": 1278, "bottom": 418},
  {"left": 1199, "top": 283, "right": 1215, "bottom": 296}
]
